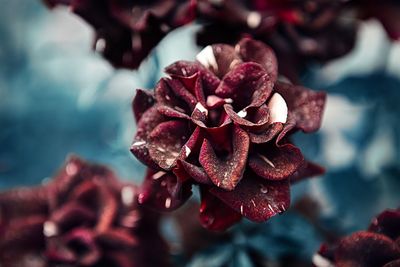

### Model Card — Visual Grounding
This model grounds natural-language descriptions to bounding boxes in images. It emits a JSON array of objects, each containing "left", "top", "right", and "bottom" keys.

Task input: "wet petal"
[
  {"left": 130, "top": 106, "right": 166, "bottom": 169},
  {"left": 249, "top": 122, "right": 283, "bottom": 144},
  {"left": 175, "top": 160, "right": 213, "bottom": 185},
  {"left": 199, "top": 126, "right": 250, "bottom": 190},
  {"left": 368, "top": 210, "right": 400, "bottom": 240},
  {"left": 335, "top": 231, "right": 400, "bottom": 267},
  {"left": 289, "top": 161, "right": 325, "bottom": 183},
  {"left": 248, "top": 144, "right": 304, "bottom": 180},
  {"left": 157, "top": 105, "right": 191, "bottom": 120},
  {"left": 155, "top": 78, "right": 192, "bottom": 114},
  {"left": 215, "top": 62, "right": 270, "bottom": 110},
  {"left": 148, "top": 120, "right": 190, "bottom": 170},
  {"left": 209, "top": 172, "right": 290, "bottom": 222},
  {"left": 132, "top": 89, "right": 155, "bottom": 122},
  {"left": 237, "top": 38, "right": 278, "bottom": 83},
  {"left": 210, "top": 44, "right": 242, "bottom": 78},
  {"left": 224, "top": 104, "right": 270, "bottom": 132},
  {"left": 199, "top": 188, "right": 242, "bottom": 231},
  {"left": 165, "top": 60, "right": 220, "bottom": 96},
  {"left": 138, "top": 169, "right": 192, "bottom": 211},
  {"left": 274, "top": 82, "right": 326, "bottom": 133}
]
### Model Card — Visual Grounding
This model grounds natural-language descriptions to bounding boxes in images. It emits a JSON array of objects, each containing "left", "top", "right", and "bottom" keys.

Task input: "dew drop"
[
  {"left": 65, "top": 162, "right": 78, "bottom": 176},
  {"left": 260, "top": 184, "right": 269, "bottom": 194},
  {"left": 165, "top": 197, "right": 172, "bottom": 209},
  {"left": 43, "top": 221, "right": 58, "bottom": 237}
]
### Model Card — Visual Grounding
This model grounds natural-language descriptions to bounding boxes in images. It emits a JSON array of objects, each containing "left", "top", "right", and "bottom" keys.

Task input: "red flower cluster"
[
  {"left": 44, "top": 0, "right": 196, "bottom": 69},
  {"left": 131, "top": 38, "right": 326, "bottom": 231},
  {"left": 0, "top": 156, "right": 169, "bottom": 267},
  {"left": 314, "top": 208, "right": 400, "bottom": 267}
]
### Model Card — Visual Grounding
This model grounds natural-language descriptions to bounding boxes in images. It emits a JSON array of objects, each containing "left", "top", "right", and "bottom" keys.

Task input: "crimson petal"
[
  {"left": 138, "top": 169, "right": 192, "bottom": 211},
  {"left": 215, "top": 62, "right": 270, "bottom": 110},
  {"left": 224, "top": 104, "right": 270, "bottom": 132},
  {"left": 165, "top": 60, "right": 220, "bottom": 96},
  {"left": 237, "top": 38, "right": 278, "bottom": 83},
  {"left": 96, "top": 228, "right": 137, "bottom": 249},
  {"left": 335, "top": 231, "right": 400, "bottom": 267},
  {"left": 275, "top": 82, "right": 326, "bottom": 133},
  {"left": 155, "top": 78, "right": 192, "bottom": 114},
  {"left": 63, "top": 228, "right": 100, "bottom": 266},
  {"left": 369, "top": 210, "right": 400, "bottom": 240},
  {"left": 209, "top": 172, "right": 290, "bottom": 222},
  {"left": 175, "top": 160, "right": 213, "bottom": 185},
  {"left": 157, "top": 105, "right": 191, "bottom": 120},
  {"left": 132, "top": 89, "right": 155, "bottom": 122},
  {"left": 248, "top": 144, "right": 304, "bottom": 181},
  {"left": 199, "top": 126, "right": 250, "bottom": 190},
  {"left": 211, "top": 44, "right": 242, "bottom": 78},
  {"left": 148, "top": 120, "right": 190, "bottom": 170},
  {"left": 50, "top": 202, "right": 96, "bottom": 231},
  {"left": 0, "top": 186, "right": 49, "bottom": 222},
  {"left": 199, "top": 188, "right": 242, "bottom": 231},
  {"left": 249, "top": 122, "right": 284, "bottom": 144},
  {"left": 289, "top": 160, "right": 325, "bottom": 183},
  {"left": 131, "top": 106, "right": 166, "bottom": 169}
]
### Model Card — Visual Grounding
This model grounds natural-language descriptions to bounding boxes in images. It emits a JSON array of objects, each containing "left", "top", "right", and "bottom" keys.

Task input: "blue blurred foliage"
[{"left": 1, "top": 1, "right": 400, "bottom": 266}]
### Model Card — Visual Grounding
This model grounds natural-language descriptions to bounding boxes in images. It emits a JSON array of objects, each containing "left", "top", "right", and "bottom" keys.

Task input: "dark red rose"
[
  {"left": 43, "top": 0, "right": 196, "bottom": 69},
  {"left": 0, "top": 156, "right": 170, "bottom": 267},
  {"left": 314, "top": 208, "right": 400, "bottom": 267},
  {"left": 131, "top": 38, "right": 326, "bottom": 231},
  {"left": 196, "top": 0, "right": 356, "bottom": 82}
]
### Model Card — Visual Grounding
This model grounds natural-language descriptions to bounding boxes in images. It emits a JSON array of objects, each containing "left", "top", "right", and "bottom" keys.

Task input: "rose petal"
[
  {"left": 165, "top": 78, "right": 198, "bottom": 110},
  {"left": 96, "top": 228, "right": 137, "bottom": 248},
  {"left": 157, "top": 105, "right": 191, "bottom": 120},
  {"left": 138, "top": 169, "right": 192, "bottom": 211},
  {"left": 96, "top": 183, "right": 118, "bottom": 233},
  {"left": 165, "top": 60, "right": 220, "bottom": 96},
  {"left": 155, "top": 78, "right": 191, "bottom": 114},
  {"left": 0, "top": 216, "right": 46, "bottom": 249},
  {"left": 215, "top": 62, "right": 271, "bottom": 110},
  {"left": 175, "top": 160, "right": 213, "bottom": 185},
  {"left": 249, "top": 122, "right": 284, "bottom": 144},
  {"left": 131, "top": 106, "right": 166, "bottom": 169},
  {"left": 369, "top": 210, "right": 400, "bottom": 240},
  {"left": 209, "top": 172, "right": 290, "bottom": 222},
  {"left": 199, "top": 188, "right": 242, "bottom": 231},
  {"left": 148, "top": 120, "right": 190, "bottom": 170},
  {"left": 224, "top": 104, "right": 270, "bottom": 132},
  {"left": 63, "top": 228, "right": 101, "bottom": 266},
  {"left": 237, "top": 38, "right": 278, "bottom": 83},
  {"left": 289, "top": 160, "right": 325, "bottom": 183},
  {"left": 211, "top": 44, "right": 242, "bottom": 78},
  {"left": 0, "top": 186, "right": 49, "bottom": 222},
  {"left": 335, "top": 231, "right": 400, "bottom": 267},
  {"left": 50, "top": 203, "right": 96, "bottom": 231},
  {"left": 132, "top": 89, "right": 155, "bottom": 122},
  {"left": 248, "top": 144, "right": 304, "bottom": 180},
  {"left": 274, "top": 82, "right": 326, "bottom": 133},
  {"left": 199, "top": 126, "right": 250, "bottom": 190}
]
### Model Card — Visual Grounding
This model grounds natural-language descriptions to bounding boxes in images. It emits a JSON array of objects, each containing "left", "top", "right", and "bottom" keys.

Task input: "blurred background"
[{"left": 1, "top": 1, "right": 400, "bottom": 265}]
